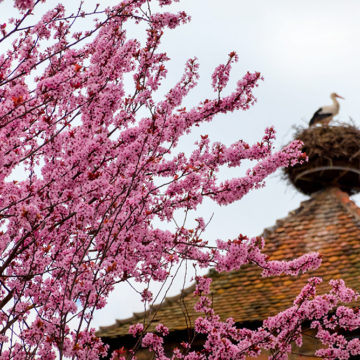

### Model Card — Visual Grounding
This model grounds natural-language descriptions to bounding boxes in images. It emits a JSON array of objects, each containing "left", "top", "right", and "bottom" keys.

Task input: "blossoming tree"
[{"left": 0, "top": 0, "right": 359, "bottom": 359}]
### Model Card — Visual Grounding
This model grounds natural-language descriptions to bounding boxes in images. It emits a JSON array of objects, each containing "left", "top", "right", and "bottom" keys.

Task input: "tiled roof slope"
[{"left": 97, "top": 187, "right": 360, "bottom": 338}]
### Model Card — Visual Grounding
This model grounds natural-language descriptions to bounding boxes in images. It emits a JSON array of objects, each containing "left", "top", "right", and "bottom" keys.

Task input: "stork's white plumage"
[{"left": 309, "top": 93, "right": 344, "bottom": 126}]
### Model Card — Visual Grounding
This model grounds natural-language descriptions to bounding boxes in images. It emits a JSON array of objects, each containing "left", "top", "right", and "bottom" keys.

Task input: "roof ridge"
[
  {"left": 262, "top": 195, "right": 314, "bottom": 238},
  {"left": 327, "top": 187, "right": 360, "bottom": 222}
]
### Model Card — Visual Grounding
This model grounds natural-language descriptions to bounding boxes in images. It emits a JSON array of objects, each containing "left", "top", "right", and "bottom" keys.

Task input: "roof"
[{"left": 97, "top": 187, "right": 360, "bottom": 339}]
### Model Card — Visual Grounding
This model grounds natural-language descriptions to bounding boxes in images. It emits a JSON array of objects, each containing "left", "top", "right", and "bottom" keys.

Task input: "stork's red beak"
[{"left": 335, "top": 94, "right": 344, "bottom": 99}]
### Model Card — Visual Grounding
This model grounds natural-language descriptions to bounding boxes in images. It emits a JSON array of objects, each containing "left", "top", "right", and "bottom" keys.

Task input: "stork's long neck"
[{"left": 331, "top": 95, "right": 340, "bottom": 113}]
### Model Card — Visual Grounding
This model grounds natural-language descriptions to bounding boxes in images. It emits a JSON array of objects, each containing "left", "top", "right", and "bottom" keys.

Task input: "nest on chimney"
[{"left": 284, "top": 124, "right": 360, "bottom": 195}]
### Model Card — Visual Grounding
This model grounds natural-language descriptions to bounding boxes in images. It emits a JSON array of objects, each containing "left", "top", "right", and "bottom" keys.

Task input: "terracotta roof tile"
[{"left": 97, "top": 187, "right": 360, "bottom": 338}]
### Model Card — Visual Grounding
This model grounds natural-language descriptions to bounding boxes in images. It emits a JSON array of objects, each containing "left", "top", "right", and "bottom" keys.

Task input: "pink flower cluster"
[
  {"left": 14, "top": 0, "right": 34, "bottom": 10},
  {"left": 129, "top": 323, "right": 144, "bottom": 337}
]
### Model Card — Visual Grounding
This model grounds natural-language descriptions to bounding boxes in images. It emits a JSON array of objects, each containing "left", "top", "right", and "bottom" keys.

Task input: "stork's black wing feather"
[{"left": 309, "top": 109, "right": 332, "bottom": 126}]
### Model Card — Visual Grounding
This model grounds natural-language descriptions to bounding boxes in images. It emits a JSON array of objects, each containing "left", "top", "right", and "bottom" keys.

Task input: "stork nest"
[{"left": 284, "top": 124, "right": 360, "bottom": 195}]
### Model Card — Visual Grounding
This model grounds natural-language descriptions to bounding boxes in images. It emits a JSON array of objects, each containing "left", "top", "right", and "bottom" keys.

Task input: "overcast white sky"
[{"left": 3, "top": 0, "right": 360, "bottom": 330}]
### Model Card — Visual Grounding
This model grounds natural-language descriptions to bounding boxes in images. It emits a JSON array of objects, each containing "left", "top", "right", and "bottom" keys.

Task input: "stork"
[{"left": 309, "top": 93, "right": 344, "bottom": 126}]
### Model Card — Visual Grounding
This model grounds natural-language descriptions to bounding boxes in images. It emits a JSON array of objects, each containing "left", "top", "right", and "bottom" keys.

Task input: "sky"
[
  {"left": 93, "top": 0, "right": 360, "bottom": 329},
  {"left": 94, "top": 0, "right": 360, "bottom": 326},
  {"left": 2, "top": 0, "right": 360, "bottom": 330}
]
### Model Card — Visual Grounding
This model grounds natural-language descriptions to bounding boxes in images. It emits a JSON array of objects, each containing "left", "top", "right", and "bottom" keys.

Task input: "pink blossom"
[
  {"left": 155, "top": 324, "right": 169, "bottom": 336},
  {"left": 14, "top": 0, "right": 34, "bottom": 10},
  {"left": 0, "top": 0, "right": 358, "bottom": 359},
  {"left": 129, "top": 323, "right": 144, "bottom": 337}
]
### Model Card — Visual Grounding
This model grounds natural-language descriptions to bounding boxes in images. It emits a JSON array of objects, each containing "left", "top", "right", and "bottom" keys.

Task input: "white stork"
[{"left": 309, "top": 92, "right": 344, "bottom": 126}]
